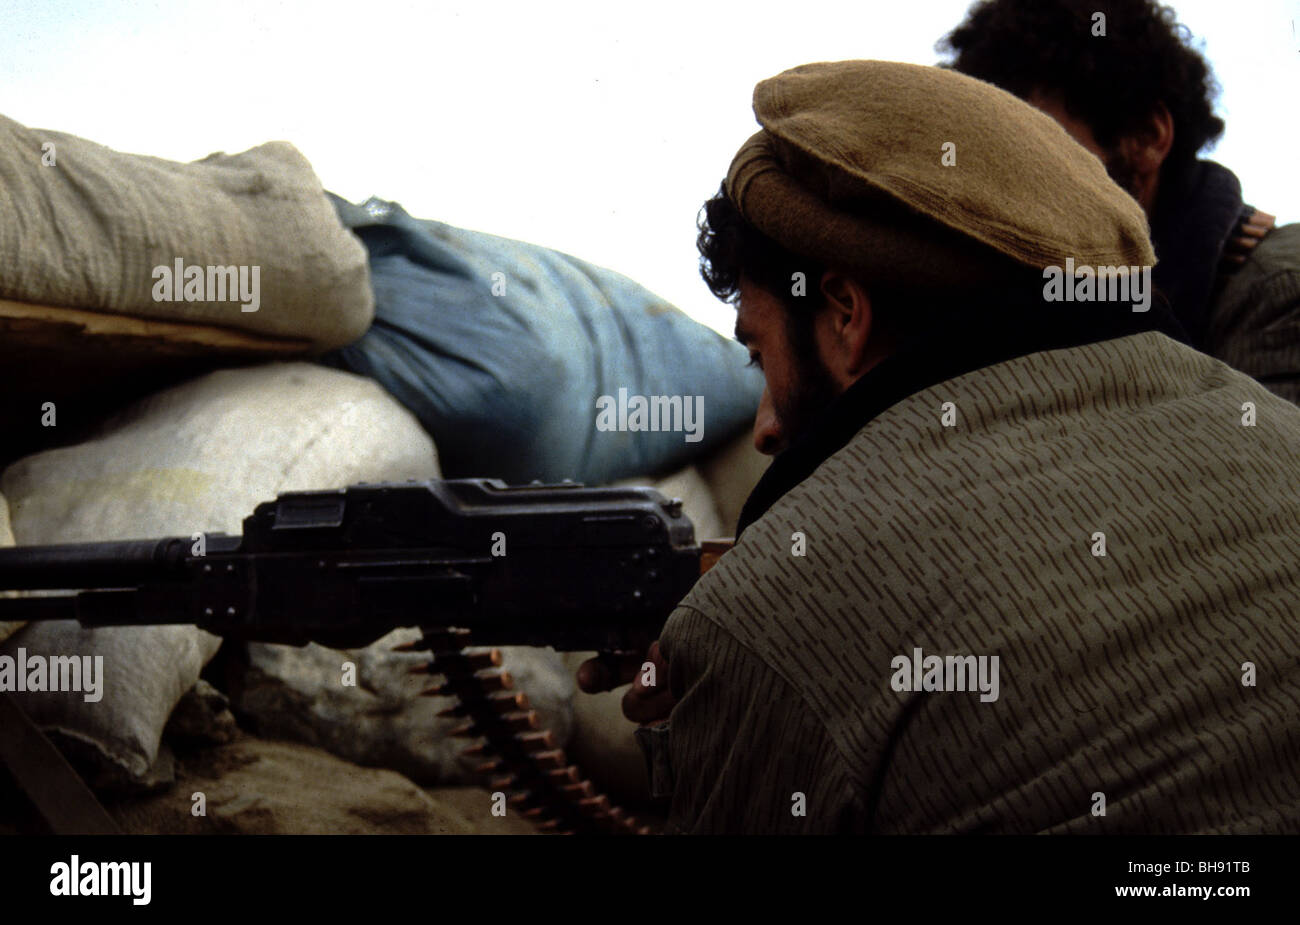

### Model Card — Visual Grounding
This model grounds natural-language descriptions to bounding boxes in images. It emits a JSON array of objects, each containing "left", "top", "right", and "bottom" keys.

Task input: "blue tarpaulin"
[{"left": 321, "top": 194, "right": 763, "bottom": 484}]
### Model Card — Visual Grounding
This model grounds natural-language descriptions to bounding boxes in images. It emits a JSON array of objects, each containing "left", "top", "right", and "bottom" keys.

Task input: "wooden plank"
[
  {"left": 0, "top": 297, "right": 314, "bottom": 357},
  {"left": 0, "top": 692, "right": 121, "bottom": 835}
]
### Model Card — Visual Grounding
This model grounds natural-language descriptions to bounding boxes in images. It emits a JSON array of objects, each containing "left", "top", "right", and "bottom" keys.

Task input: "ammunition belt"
[{"left": 410, "top": 628, "right": 654, "bottom": 835}]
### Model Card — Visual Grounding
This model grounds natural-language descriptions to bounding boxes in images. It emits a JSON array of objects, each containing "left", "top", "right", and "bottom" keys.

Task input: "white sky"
[{"left": 3, "top": 0, "right": 1297, "bottom": 336}]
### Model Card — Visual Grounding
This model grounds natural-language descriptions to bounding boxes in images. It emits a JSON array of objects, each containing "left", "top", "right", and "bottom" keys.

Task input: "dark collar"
[
  {"left": 1149, "top": 160, "right": 1246, "bottom": 348},
  {"left": 735, "top": 284, "right": 1187, "bottom": 536}
]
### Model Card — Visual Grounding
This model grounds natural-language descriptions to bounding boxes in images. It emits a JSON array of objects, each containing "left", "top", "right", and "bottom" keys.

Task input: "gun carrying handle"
[{"left": 699, "top": 539, "right": 735, "bottom": 575}]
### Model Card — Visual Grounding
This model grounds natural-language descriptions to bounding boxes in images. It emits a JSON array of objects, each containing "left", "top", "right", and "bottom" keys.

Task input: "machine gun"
[
  {"left": 0, "top": 479, "right": 733, "bottom": 835},
  {"left": 0, "top": 478, "right": 720, "bottom": 651}
]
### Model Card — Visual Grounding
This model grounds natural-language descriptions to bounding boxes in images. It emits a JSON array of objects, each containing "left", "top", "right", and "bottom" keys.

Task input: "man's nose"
[{"left": 752, "top": 388, "right": 784, "bottom": 455}]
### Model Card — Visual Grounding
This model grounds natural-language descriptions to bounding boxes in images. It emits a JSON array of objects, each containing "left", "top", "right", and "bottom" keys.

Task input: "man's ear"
[{"left": 817, "top": 270, "right": 875, "bottom": 387}]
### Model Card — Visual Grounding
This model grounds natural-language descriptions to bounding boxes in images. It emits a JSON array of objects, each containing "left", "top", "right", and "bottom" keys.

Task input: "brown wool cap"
[{"left": 724, "top": 60, "right": 1156, "bottom": 291}]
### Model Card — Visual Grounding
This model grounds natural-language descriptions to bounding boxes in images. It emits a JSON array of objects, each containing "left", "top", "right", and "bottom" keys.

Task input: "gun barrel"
[
  {"left": 0, "top": 538, "right": 191, "bottom": 590},
  {"left": 0, "top": 480, "right": 712, "bottom": 650}
]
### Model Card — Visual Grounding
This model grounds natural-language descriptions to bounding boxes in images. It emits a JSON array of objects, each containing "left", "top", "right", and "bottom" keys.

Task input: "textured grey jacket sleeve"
[
  {"left": 649, "top": 605, "right": 864, "bottom": 834},
  {"left": 1209, "top": 222, "right": 1300, "bottom": 404}
]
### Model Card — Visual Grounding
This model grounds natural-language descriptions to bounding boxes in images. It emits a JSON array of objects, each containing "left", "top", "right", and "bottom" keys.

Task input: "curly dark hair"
[
  {"left": 938, "top": 0, "right": 1224, "bottom": 172},
  {"left": 697, "top": 184, "right": 834, "bottom": 368},
  {"left": 696, "top": 185, "right": 994, "bottom": 351},
  {"left": 697, "top": 184, "right": 829, "bottom": 318}
]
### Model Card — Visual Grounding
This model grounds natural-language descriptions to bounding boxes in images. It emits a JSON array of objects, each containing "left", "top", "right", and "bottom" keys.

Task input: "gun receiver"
[{"left": 0, "top": 479, "right": 708, "bottom": 652}]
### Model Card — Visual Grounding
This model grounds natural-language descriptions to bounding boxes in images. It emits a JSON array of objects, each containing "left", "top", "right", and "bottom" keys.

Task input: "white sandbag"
[
  {"left": 0, "top": 362, "right": 438, "bottom": 788},
  {"left": 0, "top": 113, "right": 372, "bottom": 351},
  {"left": 234, "top": 628, "right": 574, "bottom": 787}
]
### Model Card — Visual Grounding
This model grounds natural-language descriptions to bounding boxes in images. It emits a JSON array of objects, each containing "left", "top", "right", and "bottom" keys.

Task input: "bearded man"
[{"left": 580, "top": 60, "right": 1300, "bottom": 834}]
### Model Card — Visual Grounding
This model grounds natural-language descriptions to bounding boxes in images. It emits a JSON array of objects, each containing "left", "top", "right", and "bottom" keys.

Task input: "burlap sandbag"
[
  {"left": 0, "top": 362, "right": 439, "bottom": 789},
  {"left": 0, "top": 113, "right": 372, "bottom": 351}
]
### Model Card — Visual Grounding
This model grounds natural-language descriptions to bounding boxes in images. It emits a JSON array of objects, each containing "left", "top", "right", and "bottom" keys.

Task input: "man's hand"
[{"left": 575, "top": 642, "right": 675, "bottom": 724}]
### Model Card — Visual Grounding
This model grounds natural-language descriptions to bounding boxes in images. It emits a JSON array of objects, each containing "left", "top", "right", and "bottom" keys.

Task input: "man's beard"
[{"left": 773, "top": 313, "right": 842, "bottom": 451}]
